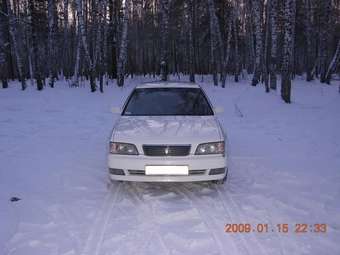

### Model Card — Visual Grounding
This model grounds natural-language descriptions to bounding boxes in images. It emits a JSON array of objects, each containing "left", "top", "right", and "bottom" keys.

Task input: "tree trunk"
[
  {"left": 48, "top": 0, "right": 57, "bottom": 88},
  {"left": 281, "top": 0, "right": 296, "bottom": 103},
  {"left": 72, "top": 30, "right": 81, "bottom": 87},
  {"left": 76, "top": 0, "right": 96, "bottom": 92},
  {"left": 318, "top": 0, "right": 332, "bottom": 83},
  {"left": 325, "top": 39, "right": 340, "bottom": 84},
  {"left": 251, "top": 0, "right": 263, "bottom": 86},
  {"left": 269, "top": 0, "right": 278, "bottom": 90},
  {"left": 117, "top": 0, "right": 130, "bottom": 87},
  {"left": 221, "top": 18, "right": 232, "bottom": 88},
  {"left": 160, "top": 0, "right": 170, "bottom": 81},
  {"left": 62, "top": 0, "right": 69, "bottom": 78},
  {"left": 233, "top": 2, "right": 240, "bottom": 83},
  {"left": 7, "top": 0, "right": 26, "bottom": 90},
  {"left": 98, "top": 0, "right": 108, "bottom": 93},
  {"left": 102, "top": 0, "right": 109, "bottom": 87},
  {"left": 185, "top": 0, "right": 195, "bottom": 83},
  {"left": 263, "top": 0, "right": 270, "bottom": 92},
  {"left": 245, "top": 0, "right": 255, "bottom": 74},
  {"left": 207, "top": 0, "right": 222, "bottom": 86},
  {"left": 0, "top": 0, "right": 9, "bottom": 88},
  {"left": 304, "top": 0, "right": 313, "bottom": 81},
  {"left": 30, "top": 0, "right": 45, "bottom": 91}
]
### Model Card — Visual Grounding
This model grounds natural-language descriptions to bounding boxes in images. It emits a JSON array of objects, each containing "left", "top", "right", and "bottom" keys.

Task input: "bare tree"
[
  {"left": 0, "top": 0, "right": 9, "bottom": 88},
  {"left": 269, "top": 0, "right": 278, "bottom": 90},
  {"left": 185, "top": 0, "right": 195, "bottom": 82},
  {"left": 100, "top": 0, "right": 109, "bottom": 92},
  {"left": 232, "top": 0, "right": 240, "bottom": 82},
  {"left": 47, "top": 0, "right": 57, "bottom": 88},
  {"left": 221, "top": 16, "right": 232, "bottom": 88},
  {"left": 325, "top": 39, "right": 340, "bottom": 84},
  {"left": 7, "top": 0, "right": 26, "bottom": 90},
  {"left": 207, "top": 0, "right": 222, "bottom": 86},
  {"left": 29, "top": 0, "right": 46, "bottom": 91},
  {"left": 251, "top": 0, "right": 264, "bottom": 86},
  {"left": 160, "top": 0, "right": 170, "bottom": 81},
  {"left": 1, "top": 0, "right": 339, "bottom": 94},
  {"left": 304, "top": 0, "right": 314, "bottom": 81},
  {"left": 76, "top": 0, "right": 97, "bottom": 92},
  {"left": 117, "top": 0, "right": 130, "bottom": 87},
  {"left": 281, "top": 0, "right": 296, "bottom": 103},
  {"left": 318, "top": 0, "right": 332, "bottom": 83},
  {"left": 72, "top": 26, "right": 81, "bottom": 87},
  {"left": 62, "top": 0, "right": 69, "bottom": 78},
  {"left": 263, "top": 0, "right": 270, "bottom": 92}
]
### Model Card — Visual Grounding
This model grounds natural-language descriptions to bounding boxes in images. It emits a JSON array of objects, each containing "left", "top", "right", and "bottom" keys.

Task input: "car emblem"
[{"left": 164, "top": 146, "right": 170, "bottom": 155}]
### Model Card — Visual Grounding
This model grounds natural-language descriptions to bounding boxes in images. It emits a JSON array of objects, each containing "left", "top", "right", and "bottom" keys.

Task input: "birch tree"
[
  {"left": 0, "top": 0, "right": 9, "bottom": 88},
  {"left": 281, "top": 0, "right": 296, "bottom": 103},
  {"left": 7, "top": 0, "right": 26, "bottom": 90},
  {"left": 325, "top": 39, "right": 340, "bottom": 84},
  {"left": 72, "top": 27, "right": 81, "bottom": 87},
  {"left": 245, "top": 1, "right": 255, "bottom": 73},
  {"left": 29, "top": 0, "right": 46, "bottom": 91},
  {"left": 61, "top": 0, "right": 69, "bottom": 78},
  {"left": 207, "top": 0, "right": 222, "bottom": 86},
  {"left": 232, "top": 0, "right": 240, "bottom": 82},
  {"left": 185, "top": 0, "right": 195, "bottom": 82},
  {"left": 0, "top": 31, "right": 7, "bottom": 88},
  {"left": 263, "top": 0, "right": 270, "bottom": 92},
  {"left": 160, "top": 0, "right": 170, "bottom": 81},
  {"left": 251, "top": 0, "right": 264, "bottom": 86},
  {"left": 221, "top": 17, "right": 232, "bottom": 88},
  {"left": 269, "top": 0, "right": 278, "bottom": 90},
  {"left": 304, "top": 0, "right": 314, "bottom": 81},
  {"left": 318, "top": 0, "right": 332, "bottom": 83},
  {"left": 94, "top": 0, "right": 109, "bottom": 93},
  {"left": 47, "top": 0, "right": 57, "bottom": 88},
  {"left": 76, "top": 0, "right": 97, "bottom": 92},
  {"left": 1, "top": 0, "right": 339, "bottom": 92},
  {"left": 117, "top": 0, "right": 130, "bottom": 87},
  {"left": 24, "top": 3, "right": 35, "bottom": 87}
]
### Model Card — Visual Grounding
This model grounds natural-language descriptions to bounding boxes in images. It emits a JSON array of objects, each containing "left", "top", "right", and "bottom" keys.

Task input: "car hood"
[{"left": 111, "top": 116, "right": 223, "bottom": 150}]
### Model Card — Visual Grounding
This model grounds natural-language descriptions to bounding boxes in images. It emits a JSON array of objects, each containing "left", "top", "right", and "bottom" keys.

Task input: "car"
[{"left": 107, "top": 81, "right": 228, "bottom": 184}]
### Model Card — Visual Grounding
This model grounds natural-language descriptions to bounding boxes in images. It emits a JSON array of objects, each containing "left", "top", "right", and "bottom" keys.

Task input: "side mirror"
[
  {"left": 214, "top": 106, "right": 224, "bottom": 114},
  {"left": 111, "top": 107, "right": 121, "bottom": 114}
]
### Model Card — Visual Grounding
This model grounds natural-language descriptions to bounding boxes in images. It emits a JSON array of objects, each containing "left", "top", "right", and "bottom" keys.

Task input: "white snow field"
[{"left": 0, "top": 76, "right": 339, "bottom": 255}]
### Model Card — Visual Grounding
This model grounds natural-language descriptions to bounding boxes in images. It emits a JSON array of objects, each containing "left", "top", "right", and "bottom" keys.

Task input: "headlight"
[
  {"left": 195, "top": 141, "right": 224, "bottom": 155},
  {"left": 109, "top": 142, "right": 138, "bottom": 155}
]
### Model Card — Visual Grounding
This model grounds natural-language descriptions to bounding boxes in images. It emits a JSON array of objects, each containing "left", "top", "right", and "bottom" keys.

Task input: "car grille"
[
  {"left": 142, "top": 145, "right": 191, "bottom": 156},
  {"left": 127, "top": 169, "right": 206, "bottom": 176}
]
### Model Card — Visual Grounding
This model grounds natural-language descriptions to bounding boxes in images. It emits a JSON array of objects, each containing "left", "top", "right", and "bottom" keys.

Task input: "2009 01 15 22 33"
[{"left": 224, "top": 223, "right": 327, "bottom": 233}]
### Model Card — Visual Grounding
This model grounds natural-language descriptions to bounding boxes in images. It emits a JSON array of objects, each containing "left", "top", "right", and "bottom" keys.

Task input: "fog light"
[
  {"left": 109, "top": 168, "right": 125, "bottom": 175},
  {"left": 209, "top": 168, "right": 225, "bottom": 175}
]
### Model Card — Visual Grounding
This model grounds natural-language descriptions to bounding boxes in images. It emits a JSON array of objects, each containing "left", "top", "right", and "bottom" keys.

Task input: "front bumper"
[{"left": 107, "top": 154, "right": 227, "bottom": 182}]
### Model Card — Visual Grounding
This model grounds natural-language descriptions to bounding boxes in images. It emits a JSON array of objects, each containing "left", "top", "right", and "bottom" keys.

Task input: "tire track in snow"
[
  {"left": 175, "top": 185, "right": 236, "bottom": 255},
  {"left": 224, "top": 158, "right": 286, "bottom": 255},
  {"left": 214, "top": 184, "right": 271, "bottom": 255},
  {"left": 80, "top": 182, "right": 121, "bottom": 255},
  {"left": 127, "top": 183, "right": 171, "bottom": 255}
]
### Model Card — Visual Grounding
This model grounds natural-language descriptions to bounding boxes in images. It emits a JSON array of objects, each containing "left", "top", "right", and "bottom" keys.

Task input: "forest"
[{"left": 0, "top": 0, "right": 339, "bottom": 103}]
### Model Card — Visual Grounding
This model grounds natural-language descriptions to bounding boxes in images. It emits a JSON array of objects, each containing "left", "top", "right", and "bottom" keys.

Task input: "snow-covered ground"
[{"left": 1, "top": 76, "right": 339, "bottom": 255}]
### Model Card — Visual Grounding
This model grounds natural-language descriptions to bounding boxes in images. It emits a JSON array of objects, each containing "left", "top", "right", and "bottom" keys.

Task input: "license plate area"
[{"left": 145, "top": 165, "right": 189, "bottom": 175}]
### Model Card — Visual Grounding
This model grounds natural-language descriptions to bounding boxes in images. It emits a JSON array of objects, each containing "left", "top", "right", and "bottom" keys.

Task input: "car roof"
[{"left": 136, "top": 81, "right": 200, "bottom": 89}]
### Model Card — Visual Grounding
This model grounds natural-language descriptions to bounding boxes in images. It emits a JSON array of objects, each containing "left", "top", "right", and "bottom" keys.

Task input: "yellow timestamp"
[{"left": 224, "top": 223, "right": 327, "bottom": 234}]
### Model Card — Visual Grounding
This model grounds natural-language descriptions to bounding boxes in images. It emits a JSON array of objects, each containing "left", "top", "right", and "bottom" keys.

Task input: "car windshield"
[{"left": 122, "top": 87, "right": 214, "bottom": 116}]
